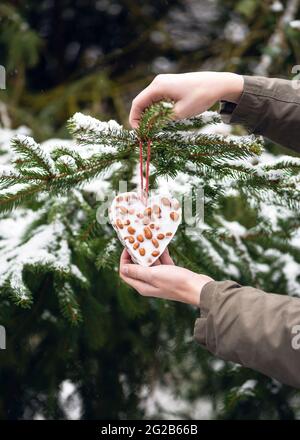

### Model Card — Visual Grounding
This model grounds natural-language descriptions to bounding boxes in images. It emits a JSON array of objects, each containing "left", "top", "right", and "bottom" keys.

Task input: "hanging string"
[
  {"left": 139, "top": 139, "right": 144, "bottom": 198},
  {"left": 145, "top": 139, "right": 151, "bottom": 204},
  {"left": 138, "top": 138, "right": 152, "bottom": 205}
]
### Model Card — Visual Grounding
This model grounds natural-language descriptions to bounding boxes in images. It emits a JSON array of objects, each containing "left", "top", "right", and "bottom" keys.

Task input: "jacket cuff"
[
  {"left": 198, "top": 280, "right": 215, "bottom": 316},
  {"left": 193, "top": 280, "right": 241, "bottom": 349},
  {"left": 193, "top": 280, "right": 217, "bottom": 348},
  {"left": 219, "top": 75, "right": 266, "bottom": 133}
]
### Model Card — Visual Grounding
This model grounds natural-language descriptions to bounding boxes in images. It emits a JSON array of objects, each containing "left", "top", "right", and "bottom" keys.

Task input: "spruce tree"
[{"left": 0, "top": 102, "right": 300, "bottom": 419}]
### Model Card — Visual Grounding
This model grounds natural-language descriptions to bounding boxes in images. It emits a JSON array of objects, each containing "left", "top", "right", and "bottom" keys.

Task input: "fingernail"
[{"left": 121, "top": 265, "right": 129, "bottom": 276}]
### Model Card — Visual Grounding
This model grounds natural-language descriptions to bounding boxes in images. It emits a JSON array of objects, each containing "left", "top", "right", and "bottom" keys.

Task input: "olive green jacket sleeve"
[
  {"left": 193, "top": 76, "right": 300, "bottom": 388},
  {"left": 194, "top": 281, "right": 300, "bottom": 388},
  {"left": 220, "top": 75, "right": 300, "bottom": 151}
]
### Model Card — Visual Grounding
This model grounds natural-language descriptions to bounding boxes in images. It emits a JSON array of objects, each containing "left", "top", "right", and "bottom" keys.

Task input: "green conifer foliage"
[{"left": 0, "top": 103, "right": 300, "bottom": 418}]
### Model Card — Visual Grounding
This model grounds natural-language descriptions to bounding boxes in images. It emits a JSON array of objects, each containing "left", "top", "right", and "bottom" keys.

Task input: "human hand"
[
  {"left": 129, "top": 71, "right": 244, "bottom": 128},
  {"left": 119, "top": 248, "right": 214, "bottom": 307}
]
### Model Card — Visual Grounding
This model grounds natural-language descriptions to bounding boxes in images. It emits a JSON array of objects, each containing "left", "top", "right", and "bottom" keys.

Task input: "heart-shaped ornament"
[{"left": 109, "top": 192, "right": 181, "bottom": 266}]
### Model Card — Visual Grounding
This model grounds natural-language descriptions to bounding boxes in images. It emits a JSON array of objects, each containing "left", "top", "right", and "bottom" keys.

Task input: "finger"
[
  {"left": 120, "top": 263, "right": 152, "bottom": 283},
  {"left": 120, "top": 248, "right": 133, "bottom": 265},
  {"left": 119, "top": 249, "right": 132, "bottom": 278},
  {"left": 152, "top": 258, "right": 161, "bottom": 266},
  {"left": 120, "top": 273, "right": 158, "bottom": 297},
  {"left": 129, "top": 85, "right": 167, "bottom": 128},
  {"left": 160, "top": 247, "right": 174, "bottom": 265}
]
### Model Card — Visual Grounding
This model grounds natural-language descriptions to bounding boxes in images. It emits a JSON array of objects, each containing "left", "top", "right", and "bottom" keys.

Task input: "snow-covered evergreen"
[{"left": 1, "top": 103, "right": 300, "bottom": 320}]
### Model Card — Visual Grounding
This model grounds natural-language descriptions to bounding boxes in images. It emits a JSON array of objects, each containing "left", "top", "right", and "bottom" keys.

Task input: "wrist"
[
  {"left": 220, "top": 72, "right": 244, "bottom": 104},
  {"left": 185, "top": 272, "right": 214, "bottom": 307}
]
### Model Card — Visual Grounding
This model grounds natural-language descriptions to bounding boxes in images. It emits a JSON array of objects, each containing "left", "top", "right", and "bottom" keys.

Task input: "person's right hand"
[
  {"left": 129, "top": 71, "right": 244, "bottom": 128},
  {"left": 119, "top": 248, "right": 213, "bottom": 307}
]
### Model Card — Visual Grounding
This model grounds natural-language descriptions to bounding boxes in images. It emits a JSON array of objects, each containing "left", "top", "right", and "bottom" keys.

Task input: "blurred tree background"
[{"left": 0, "top": 0, "right": 300, "bottom": 420}]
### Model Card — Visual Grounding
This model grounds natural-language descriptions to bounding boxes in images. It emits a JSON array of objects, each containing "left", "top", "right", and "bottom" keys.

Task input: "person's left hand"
[{"left": 119, "top": 248, "right": 213, "bottom": 307}]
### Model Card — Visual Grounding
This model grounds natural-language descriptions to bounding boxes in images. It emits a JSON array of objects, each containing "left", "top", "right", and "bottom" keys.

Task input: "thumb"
[
  {"left": 173, "top": 96, "right": 207, "bottom": 120},
  {"left": 121, "top": 264, "right": 152, "bottom": 283},
  {"left": 173, "top": 98, "right": 192, "bottom": 120}
]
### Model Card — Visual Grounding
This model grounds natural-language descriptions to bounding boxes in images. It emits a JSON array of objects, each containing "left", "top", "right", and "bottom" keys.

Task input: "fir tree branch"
[
  {"left": 55, "top": 280, "right": 83, "bottom": 326},
  {"left": 137, "top": 101, "right": 174, "bottom": 140},
  {"left": 163, "top": 111, "right": 222, "bottom": 131},
  {"left": 0, "top": 146, "right": 132, "bottom": 212},
  {"left": 12, "top": 135, "right": 55, "bottom": 175}
]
